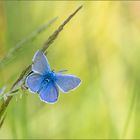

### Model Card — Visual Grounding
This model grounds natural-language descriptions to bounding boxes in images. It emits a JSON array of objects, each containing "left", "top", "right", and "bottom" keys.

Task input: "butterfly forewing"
[
  {"left": 32, "top": 50, "right": 51, "bottom": 75},
  {"left": 55, "top": 73, "right": 81, "bottom": 93}
]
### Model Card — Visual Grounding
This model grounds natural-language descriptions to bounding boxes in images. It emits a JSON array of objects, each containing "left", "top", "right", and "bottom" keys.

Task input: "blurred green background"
[{"left": 0, "top": 1, "right": 140, "bottom": 139}]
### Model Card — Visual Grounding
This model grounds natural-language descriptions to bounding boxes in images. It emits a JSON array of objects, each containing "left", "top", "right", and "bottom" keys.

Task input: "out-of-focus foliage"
[{"left": 0, "top": 1, "right": 140, "bottom": 139}]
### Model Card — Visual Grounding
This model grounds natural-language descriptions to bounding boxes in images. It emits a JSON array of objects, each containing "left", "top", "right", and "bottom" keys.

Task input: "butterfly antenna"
[{"left": 57, "top": 69, "right": 68, "bottom": 73}]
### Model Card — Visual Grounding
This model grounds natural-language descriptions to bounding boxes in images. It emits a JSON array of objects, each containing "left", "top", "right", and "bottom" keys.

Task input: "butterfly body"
[
  {"left": 26, "top": 50, "right": 81, "bottom": 104},
  {"left": 44, "top": 71, "right": 56, "bottom": 82}
]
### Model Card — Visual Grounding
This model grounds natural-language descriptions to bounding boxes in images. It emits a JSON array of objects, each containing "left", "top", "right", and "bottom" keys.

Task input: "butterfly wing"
[
  {"left": 26, "top": 73, "right": 44, "bottom": 93},
  {"left": 39, "top": 81, "right": 59, "bottom": 104},
  {"left": 32, "top": 50, "right": 51, "bottom": 75},
  {"left": 55, "top": 73, "right": 81, "bottom": 93}
]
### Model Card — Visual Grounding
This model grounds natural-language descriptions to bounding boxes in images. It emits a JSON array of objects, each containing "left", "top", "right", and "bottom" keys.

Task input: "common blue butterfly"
[{"left": 26, "top": 50, "right": 81, "bottom": 104}]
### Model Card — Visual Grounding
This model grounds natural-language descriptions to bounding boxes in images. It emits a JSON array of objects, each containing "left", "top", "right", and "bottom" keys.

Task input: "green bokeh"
[{"left": 0, "top": 1, "right": 140, "bottom": 139}]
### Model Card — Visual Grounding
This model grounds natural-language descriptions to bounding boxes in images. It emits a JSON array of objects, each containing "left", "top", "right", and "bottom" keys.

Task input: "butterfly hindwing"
[
  {"left": 55, "top": 73, "right": 81, "bottom": 93},
  {"left": 26, "top": 73, "right": 44, "bottom": 93},
  {"left": 32, "top": 50, "right": 51, "bottom": 75},
  {"left": 39, "top": 81, "right": 59, "bottom": 103}
]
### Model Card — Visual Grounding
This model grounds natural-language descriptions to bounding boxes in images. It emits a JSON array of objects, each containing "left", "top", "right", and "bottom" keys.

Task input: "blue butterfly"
[{"left": 25, "top": 50, "right": 81, "bottom": 104}]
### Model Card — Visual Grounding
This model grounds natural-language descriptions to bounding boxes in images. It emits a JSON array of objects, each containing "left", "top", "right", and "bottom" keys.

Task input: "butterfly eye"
[{"left": 45, "top": 79, "right": 50, "bottom": 83}]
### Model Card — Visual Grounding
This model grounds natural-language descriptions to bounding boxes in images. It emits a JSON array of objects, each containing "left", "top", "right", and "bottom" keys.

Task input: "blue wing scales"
[
  {"left": 55, "top": 73, "right": 81, "bottom": 93},
  {"left": 39, "top": 81, "right": 59, "bottom": 103},
  {"left": 32, "top": 50, "right": 51, "bottom": 75},
  {"left": 26, "top": 73, "right": 44, "bottom": 93}
]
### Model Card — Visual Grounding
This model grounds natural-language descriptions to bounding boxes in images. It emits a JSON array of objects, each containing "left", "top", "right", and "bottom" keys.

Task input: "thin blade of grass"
[
  {"left": 0, "top": 5, "right": 83, "bottom": 126},
  {"left": 0, "top": 17, "right": 57, "bottom": 67},
  {"left": 0, "top": 113, "right": 6, "bottom": 129}
]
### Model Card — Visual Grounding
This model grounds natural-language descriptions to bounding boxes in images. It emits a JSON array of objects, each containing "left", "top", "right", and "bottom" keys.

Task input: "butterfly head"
[{"left": 44, "top": 71, "right": 56, "bottom": 83}]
